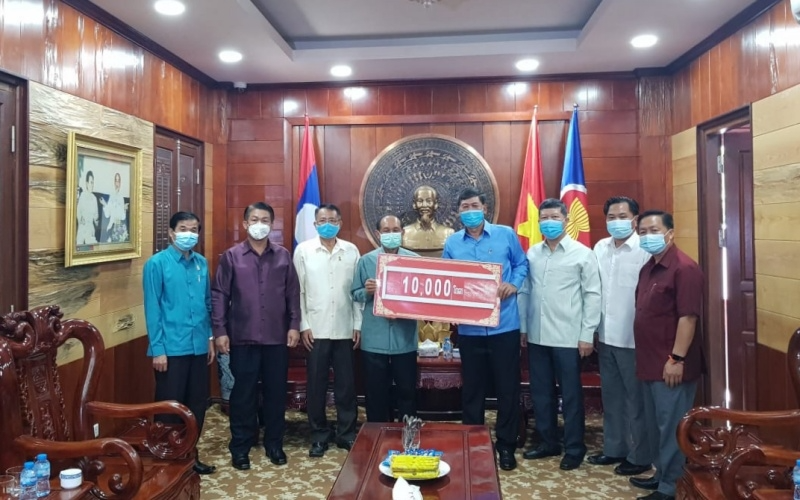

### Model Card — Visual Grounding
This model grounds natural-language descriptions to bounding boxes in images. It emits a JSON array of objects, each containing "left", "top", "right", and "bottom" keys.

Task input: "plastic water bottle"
[
  {"left": 19, "top": 462, "right": 37, "bottom": 500},
  {"left": 443, "top": 338, "right": 453, "bottom": 361},
  {"left": 34, "top": 453, "right": 50, "bottom": 497},
  {"left": 793, "top": 458, "right": 800, "bottom": 500}
]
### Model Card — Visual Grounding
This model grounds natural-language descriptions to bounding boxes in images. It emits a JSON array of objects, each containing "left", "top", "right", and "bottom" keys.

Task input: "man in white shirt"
[
  {"left": 587, "top": 196, "right": 654, "bottom": 476},
  {"left": 519, "top": 198, "right": 601, "bottom": 471},
  {"left": 294, "top": 204, "right": 362, "bottom": 458}
]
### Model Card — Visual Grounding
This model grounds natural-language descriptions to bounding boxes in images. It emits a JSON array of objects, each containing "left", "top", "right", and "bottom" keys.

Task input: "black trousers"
[
  {"left": 307, "top": 338, "right": 357, "bottom": 443},
  {"left": 228, "top": 344, "right": 288, "bottom": 456},
  {"left": 528, "top": 343, "right": 586, "bottom": 458},
  {"left": 458, "top": 330, "right": 520, "bottom": 452},
  {"left": 154, "top": 354, "right": 209, "bottom": 432},
  {"left": 362, "top": 350, "right": 417, "bottom": 423}
]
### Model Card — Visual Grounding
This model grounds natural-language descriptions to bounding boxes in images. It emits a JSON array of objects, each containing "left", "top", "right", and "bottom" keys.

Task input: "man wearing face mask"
[
  {"left": 351, "top": 215, "right": 420, "bottom": 423},
  {"left": 212, "top": 202, "right": 301, "bottom": 471},
  {"left": 518, "top": 198, "right": 601, "bottom": 471},
  {"left": 294, "top": 204, "right": 362, "bottom": 457},
  {"left": 441, "top": 187, "right": 529, "bottom": 471},
  {"left": 629, "top": 210, "right": 704, "bottom": 500},
  {"left": 588, "top": 197, "right": 653, "bottom": 476},
  {"left": 143, "top": 211, "right": 216, "bottom": 475}
]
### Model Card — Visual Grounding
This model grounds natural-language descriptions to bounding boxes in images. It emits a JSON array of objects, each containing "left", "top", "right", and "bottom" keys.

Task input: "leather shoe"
[
  {"left": 336, "top": 439, "right": 355, "bottom": 451},
  {"left": 636, "top": 492, "right": 674, "bottom": 500},
  {"left": 309, "top": 441, "right": 329, "bottom": 457},
  {"left": 497, "top": 449, "right": 517, "bottom": 471},
  {"left": 231, "top": 454, "right": 250, "bottom": 470},
  {"left": 630, "top": 476, "right": 659, "bottom": 491},
  {"left": 266, "top": 447, "right": 287, "bottom": 466},
  {"left": 522, "top": 445, "right": 561, "bottom": 460},
  {"left": 615, "top": 459, "right": 652, "bottom": 476},
  {"left": 559, "top": 454, "right": 583, "bottom": 470},
  {"left": 193, "top": 460, "right": 216, "bottom": 475},
  {"left": 587, "top": 453, "right": 625, "bottom": 466}
]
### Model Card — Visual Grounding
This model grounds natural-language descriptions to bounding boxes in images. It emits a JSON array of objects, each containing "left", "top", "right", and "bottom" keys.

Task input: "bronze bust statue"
[{"left": 402, "top": 185, "right": 454, "bottom": 251}]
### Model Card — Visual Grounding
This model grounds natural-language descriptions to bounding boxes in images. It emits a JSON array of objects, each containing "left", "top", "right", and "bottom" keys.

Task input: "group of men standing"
[{"left": 142, "top": 188, "right": 703, "bottom": 500}]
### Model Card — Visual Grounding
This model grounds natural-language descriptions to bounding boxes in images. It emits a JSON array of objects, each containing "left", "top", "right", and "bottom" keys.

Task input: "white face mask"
[{"left": 247, "top": 223, "right": 270, "bottom": 241}]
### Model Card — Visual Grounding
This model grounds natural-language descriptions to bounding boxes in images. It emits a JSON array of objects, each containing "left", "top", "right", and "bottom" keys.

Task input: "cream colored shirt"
[
  {"left": 293, "top": 236, "right": 362, "bottom": 338},
  {"left": 593, "top": 234, "right": 651, "bottom": 349},
  {"left": 519, "top": 235, "right": 601, "bottom": 347}
]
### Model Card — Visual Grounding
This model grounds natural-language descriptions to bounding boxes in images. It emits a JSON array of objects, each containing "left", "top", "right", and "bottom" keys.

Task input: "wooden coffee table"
[{"left": 327, "top": 422, "right": 502, "bottom": 500}]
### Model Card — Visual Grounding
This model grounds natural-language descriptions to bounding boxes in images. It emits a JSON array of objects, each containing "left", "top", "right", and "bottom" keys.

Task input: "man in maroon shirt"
[
  {"left": 211, "top": 202, "right": 301, "bottom": 471},
  {"left": 629, "top": 210, "right": 704, "bottom": 500}
]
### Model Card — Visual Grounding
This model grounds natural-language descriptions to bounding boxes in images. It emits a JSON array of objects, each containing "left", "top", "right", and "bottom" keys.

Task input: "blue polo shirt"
[
  {"left": 143, "top": 245, "right": 212, "bottom": 357},
  {"left": 441, "top": 221, "right": 529, "bottom": 336}
]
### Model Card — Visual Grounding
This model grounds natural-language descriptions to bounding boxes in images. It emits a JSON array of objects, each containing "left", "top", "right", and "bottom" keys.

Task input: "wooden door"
[
  {"left": 0, "top": 78, "right": 26, "bottom": 313},
  {"left": 721, "top": 129, "right": 757, "bottom": 410},
  {"left": 153, "top": 130, "right": 204, "bottom": 254},
  {"left": 698, "top": 112, "right": 756, "bottom": 411}
]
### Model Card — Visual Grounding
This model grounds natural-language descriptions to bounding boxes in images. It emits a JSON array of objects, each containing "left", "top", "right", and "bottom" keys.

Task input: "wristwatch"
[{"left": 669, "top": 353, "right": 685, "bottom": 362}]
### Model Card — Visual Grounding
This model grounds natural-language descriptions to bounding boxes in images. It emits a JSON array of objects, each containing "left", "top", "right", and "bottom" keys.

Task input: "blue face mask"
[
  {"left": 460, "top": 210, "right": 484, "bottom": 229},
  {"left": 607, "top": 219, "right": 634, "bottom": 240},
  {"left": 539, "top": 220, "right": 564, "bottom": 240},
  {"left": 316, "top": 222, "right": 340, "bottom": 240},
  {"left": 640, "top": 233, "right": 667, "bottom": 254},
  {"left": 380, "top": 232, "right": 402, "bottom": 249},
  {"left": 174, "top": 232, "right": 198, "bottom": 251}
]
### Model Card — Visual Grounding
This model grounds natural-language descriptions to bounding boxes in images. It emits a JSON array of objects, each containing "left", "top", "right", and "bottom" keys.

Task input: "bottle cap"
[
  {"left": 36, "top": 453, "right": 47, "bottom": 460},
  {"left": 24, "top": 461, "right": 34, "bottom": 469}
]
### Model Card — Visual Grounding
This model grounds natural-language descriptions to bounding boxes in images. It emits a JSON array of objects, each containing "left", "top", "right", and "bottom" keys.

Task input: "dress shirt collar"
[
  {"left": 242, "top": 239, "right": 273, "bottom": 256},
  {"left": 540, "top": 234, "right": 573, "bottom": 253},
  {"left": 461, "top": 220, "right": 493, "bottom": 240},
  {"left": 166, "top": 244, "right": 195, "bottom": 263},
  {"left": 653, "top": 243, "right": 678, "bottom": 269},
  {"left": 605, "top": 232, "right": 640, "bottom": 251},
  {"left": 309, "top": 236, "right": 344, "bottom": 254}
]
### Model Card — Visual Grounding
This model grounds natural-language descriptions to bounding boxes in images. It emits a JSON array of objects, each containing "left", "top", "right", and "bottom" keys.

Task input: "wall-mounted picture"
[{"left": 65, "top": 132, "right": 142, "bottom": 267}]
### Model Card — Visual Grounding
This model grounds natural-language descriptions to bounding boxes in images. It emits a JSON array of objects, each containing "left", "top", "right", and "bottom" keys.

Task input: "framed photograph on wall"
[{"left": 65, "top": 132, "right": 142, "bottom": 267}]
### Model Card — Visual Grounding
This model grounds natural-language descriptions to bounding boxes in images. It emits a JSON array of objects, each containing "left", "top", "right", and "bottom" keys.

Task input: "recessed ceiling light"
[
  {"left": 515, "top": 59, "right": 539, "bottom": 72},
  {"left": 330, "top": 65, "right": 352, "bottom": 78},
  {"left": 219, "top": 50, "right": 243, "bottom": 63},
  {"left": 631, "top": 34, "right": 658, "bottom": 48},
  {"left": 154, "top": 0, "right": 185, "bottom": 16}
]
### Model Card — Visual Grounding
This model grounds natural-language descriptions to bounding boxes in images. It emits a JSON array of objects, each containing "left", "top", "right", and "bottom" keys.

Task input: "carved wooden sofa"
[
  {"left": 676, "top": 328, "right": 800, "bottom": 500},
  {"left": 0, "top": 306, "right": 200, "bottom": 499}
]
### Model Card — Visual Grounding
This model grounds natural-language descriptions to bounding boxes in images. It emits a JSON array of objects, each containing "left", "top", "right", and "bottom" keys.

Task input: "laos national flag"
[
  {"left": 295, "top": 115, "right": 320, "bottom": 245},
  {"left": 560, "top": 107, "right": 591, "bottom": 246}
]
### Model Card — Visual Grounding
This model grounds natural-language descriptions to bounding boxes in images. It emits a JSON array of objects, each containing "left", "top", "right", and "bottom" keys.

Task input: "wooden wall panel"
[
  {"left": 671, "top": 0, "right": 800, "bottom": 133},
  {"left": 670, "top": 128, "right": 699, "bottom": 262},
  {"left": 0, "top": 0, "right": 228, "bottom": 425},
  {"left": 229, "top": 79, "right": 645, "bottom": 255}
]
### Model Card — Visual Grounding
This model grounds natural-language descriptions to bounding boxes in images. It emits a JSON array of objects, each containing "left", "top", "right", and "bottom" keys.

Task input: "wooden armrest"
[
  {"left": 720, "top": 446, "right": 797, "bottom": 500},
  {"left": 14, "top": 435, "right": 143, "bottom": 500},
  {"left": 86, "top": 401, "right": 199, "bottom": 460},
  {"left": 677, "top": 407, "right": 800, "bottom": 469}
]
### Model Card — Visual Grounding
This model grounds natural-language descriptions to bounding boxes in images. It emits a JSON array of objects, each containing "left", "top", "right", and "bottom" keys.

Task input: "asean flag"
[
  {"left": 560, "top": 107, "right": 591, "bottom": 246},
  {"left": 294, "top": 115, "right": 321, "bottom": 245}
]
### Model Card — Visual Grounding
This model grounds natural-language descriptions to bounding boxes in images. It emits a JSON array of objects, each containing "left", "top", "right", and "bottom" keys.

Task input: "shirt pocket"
[
  {"left": 644, "top": 283, "right": 674, "bottom": 316},
  {"left": 618, "top": 262, "right": 641, "bottom": 289}
]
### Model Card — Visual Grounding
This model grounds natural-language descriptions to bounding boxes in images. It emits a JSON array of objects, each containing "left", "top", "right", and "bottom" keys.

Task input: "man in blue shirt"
[
  {"left": 143, "top": 211, "right": 216, "bottom": 475},
  {"left": 441, "top": 187, "right": 529, "bottom": 471},
  {"left": 351, "top": 214, "right": 419, "bottom": 423}
]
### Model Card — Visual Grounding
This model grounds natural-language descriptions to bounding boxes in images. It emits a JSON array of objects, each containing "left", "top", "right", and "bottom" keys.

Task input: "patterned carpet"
[{"left": 197, "top": 406, "right": 649, "bottom": 499}]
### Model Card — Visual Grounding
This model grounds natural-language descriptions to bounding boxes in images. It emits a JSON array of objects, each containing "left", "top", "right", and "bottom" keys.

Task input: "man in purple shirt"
[{"left": 211, "top": 202, "right": 301, "bottom": 471}]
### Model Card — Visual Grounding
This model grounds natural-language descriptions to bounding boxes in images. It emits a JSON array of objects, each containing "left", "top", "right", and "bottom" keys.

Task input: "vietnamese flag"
[
  {"left": 560, "top": 106, "right": 591, "bottom": 246},
  {"left": 514, "top": 107, "right": 546, "bottom": 252}
]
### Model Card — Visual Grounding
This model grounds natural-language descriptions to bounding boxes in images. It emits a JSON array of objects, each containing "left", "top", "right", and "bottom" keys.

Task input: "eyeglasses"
[{"left": 317, "top": 219, "right": 341, "bottom": 225}]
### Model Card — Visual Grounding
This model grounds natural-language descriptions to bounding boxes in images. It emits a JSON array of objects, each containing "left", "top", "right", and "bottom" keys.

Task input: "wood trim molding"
[
  {"left": 285, "top": 111, "right": 572, "bottom": 127},
  {"left": 59, "top": 0, "right": 220, "bottom": 89}
]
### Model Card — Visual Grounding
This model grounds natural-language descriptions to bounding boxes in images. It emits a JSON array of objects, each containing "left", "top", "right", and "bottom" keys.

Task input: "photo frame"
[{"left": 65, "top": 132, "right": 143, "bottom": 267}]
